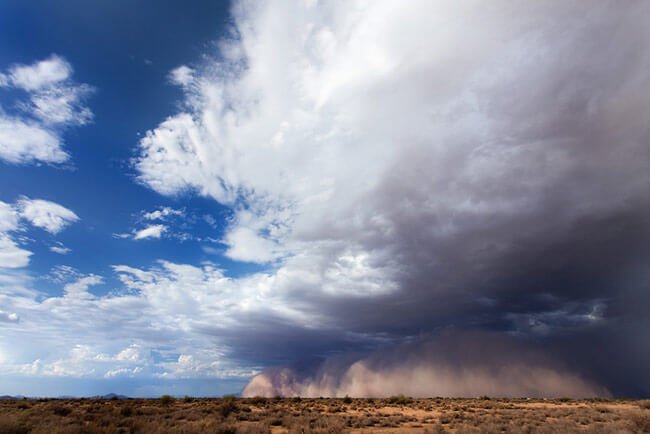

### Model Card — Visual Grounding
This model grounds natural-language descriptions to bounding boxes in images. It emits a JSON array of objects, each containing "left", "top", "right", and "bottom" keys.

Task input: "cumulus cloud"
[
  {"left": 0, "top": 235, "right": 32, "bottom": 269},
  {"left": 0, "top": 199, "right": 78, "bottom": 268},
  {"left": 143, "top": 206, "right": 184, "bottom": 221},
  {"left": 131, "top": 0, "right": 650, "bottom": 396},
  {"left": 0, "top": 263, "right": 278, "bottom": 380},
  {"left": 63, "top": 275, "right": 103, "bottom": 299},
  {"left": 4, "top": 55, "right": 72, "bottom": 91},
  {"left": 0, "top": 201, "right": 31, "bottom": 269},
  {"left": 0, "top": 55, "right": 93, "bottom": 164},
  {"left": 169, "top": 65, "right": 195, "bottom": 87},
  {"left": 223, "top": 226, "right": 280, "bottom": 263},
  {"left": 133, "top": 224, "right": 167, "bottom": 240},
  {"left": 17, "top": 198, "right": 79, "bottom": 234},
  {"left": 0, "top": 117, "right": 67, "bottom": 164},
  {"left": 1, "top": 1, "right": 648, "bottom": 396}
]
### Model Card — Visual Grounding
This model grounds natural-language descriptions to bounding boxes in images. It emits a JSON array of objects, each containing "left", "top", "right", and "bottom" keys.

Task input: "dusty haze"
[{"left": 243, "top": 332, "right": 607, "bottom": 398}]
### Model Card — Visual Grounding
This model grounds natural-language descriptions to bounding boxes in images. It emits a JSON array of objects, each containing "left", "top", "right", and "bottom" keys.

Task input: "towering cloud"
[{"left": 132, "top": 0, "right": 650, "bottom": 396}]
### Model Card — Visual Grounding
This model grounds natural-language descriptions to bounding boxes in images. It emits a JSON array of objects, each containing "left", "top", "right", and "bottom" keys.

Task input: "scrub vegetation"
[{"left": 1, "top": 396, "right": 650, "bottom": 433}]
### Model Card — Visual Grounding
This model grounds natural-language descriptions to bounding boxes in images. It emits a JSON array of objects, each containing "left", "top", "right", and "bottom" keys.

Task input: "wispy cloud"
[
  {"left": 133, "top": 224, "right": 167, "bottom": 240},
  {"left": 142, "top": 206, "right": 184, "bottom": 221},
  {"left": 49, "top": 242, "right": 71, "bottom": 255}
]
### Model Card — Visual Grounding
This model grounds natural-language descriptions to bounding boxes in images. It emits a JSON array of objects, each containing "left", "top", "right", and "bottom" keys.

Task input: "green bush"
[{"left": 159, "top": 395, "right": 174, "bottom": 406}]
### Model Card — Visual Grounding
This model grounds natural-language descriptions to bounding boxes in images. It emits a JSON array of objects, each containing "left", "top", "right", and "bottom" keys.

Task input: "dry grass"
[{"left": 0, "top": 397, "right": 648, "bottom": 433}]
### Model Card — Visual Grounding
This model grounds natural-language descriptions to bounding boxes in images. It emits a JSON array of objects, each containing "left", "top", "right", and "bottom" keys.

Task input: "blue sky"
[
  {"left": 1, "top": 1, "right": 649, "bottom": 398},
  {"left": 0, "top": 0, "right": 238, "bottom": 279},
  {"left": 0, "top": 0, "right": 253, "bottom": 396}
]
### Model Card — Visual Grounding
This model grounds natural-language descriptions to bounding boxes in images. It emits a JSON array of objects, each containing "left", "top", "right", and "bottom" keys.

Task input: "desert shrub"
[
  {"left": 0, "top": 418, "right": 30, "bottom": 434},
  {"left": 238, "top": 423, "right": 271, "bottom": 434},
  {"left": 590, "top": 397, "right": 611, "bottom": 403},
  {"left": 120, "top": 405, "right": 133, "bottom": 417},
  {"left": 342, "top": 395, "right": 353, "bottom": 404},
  {"left": 631, "top": 412, "right": 650, "bottom": 432},
  {"left": 388, "top": 394, "right": 413, "bottom": 405},
  {"left": 219, "top": 399, "right": 239, "bottom": 417},
  {"left": 248, "top": 396, "right": 268, "bottom": 405},
  {"left": 160, "top": 394, "right": 174, "bottom": 406},
  {"left": 52, "top": 404, "right": 72, "bottom": 416},
  {"left": 638, "top": 400, "right": 650, "bottom": 410},
  {"left": 214, "top": 425, "right": 237, "bottom": 434},
  {"left": 183, "top": 395, "right": 193, "bottom": 403}
]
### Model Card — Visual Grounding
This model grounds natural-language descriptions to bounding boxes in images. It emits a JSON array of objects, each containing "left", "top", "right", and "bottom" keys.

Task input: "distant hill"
[{"left": 95, "top": 393, "right": 129, "bottom": 400}]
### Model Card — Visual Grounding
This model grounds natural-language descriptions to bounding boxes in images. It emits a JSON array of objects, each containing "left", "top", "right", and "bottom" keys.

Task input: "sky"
[{"left": 0, "top": 1, "right": 648, "bottom": 398}]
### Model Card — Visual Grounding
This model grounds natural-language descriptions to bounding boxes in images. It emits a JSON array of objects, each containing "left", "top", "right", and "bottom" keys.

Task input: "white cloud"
[
  {"left": 0, "top": 201, "right": 29, "bottom": 269},
  {"left": 63, "top": 275, "right": 103, "bottom": 299},
  {"left": 0, "top": 201, "right": 19, "bottom": 232},
  {"left": 49, "top": 243, "right": 71, "bottom": 255},
  {"left": 0, "top": 55, "right": 93, "bottom": 164},
  {"left": 5, "top": 55, "right": 71, "bottom": 91},
  {"left": 2, "top": 1, "right": 648, "bottom": 392},
  {"left": 0, "top": 310, "right": 19, "bottom": 323},
  {"left": 0, "top": 263, "right": 289, "bottom": 379},
  {"left": 223, "top": 226, "right": 279, "bottom": 263},
  {"left": 133, "top": 224, "right": 167, "bottom": 240},
  {"left": 0, "top": 235, "right": 32, "bottom": 269},
  {"left": 28, "top": 84, "right": 93, "bottom": 126},
  {"left": 45, "top": 265, "right": 81, "bottom": 284},
  {"left": 0, "top": 199, "right": 79, "bottom": 268},
  {"left": 17, "top": 198, "right": 79, "bottom": 234},
  {"left": 118, "top": 208, "right": 189, "bottom": 241},
  {"left": 169, "top": 65, "right": 194, "bottom": 87},
  {"left": 0, "top": 117, "right": 67, "bottom": 164},
  {"left": 143, "top": 206, "right": 183, "bottom": 221},
  {"left": 135, "top": 0, "right": 650, "bottom": 288}
]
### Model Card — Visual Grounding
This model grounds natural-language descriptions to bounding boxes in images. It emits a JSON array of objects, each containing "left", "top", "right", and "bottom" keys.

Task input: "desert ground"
[{"left": 1, "top": 396, "right": 649, "bottom": 433}]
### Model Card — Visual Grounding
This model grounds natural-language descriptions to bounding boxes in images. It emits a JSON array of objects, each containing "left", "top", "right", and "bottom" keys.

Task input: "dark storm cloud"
[{"left": 135, "top": 0, "right": 650, "bottom": 396}]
